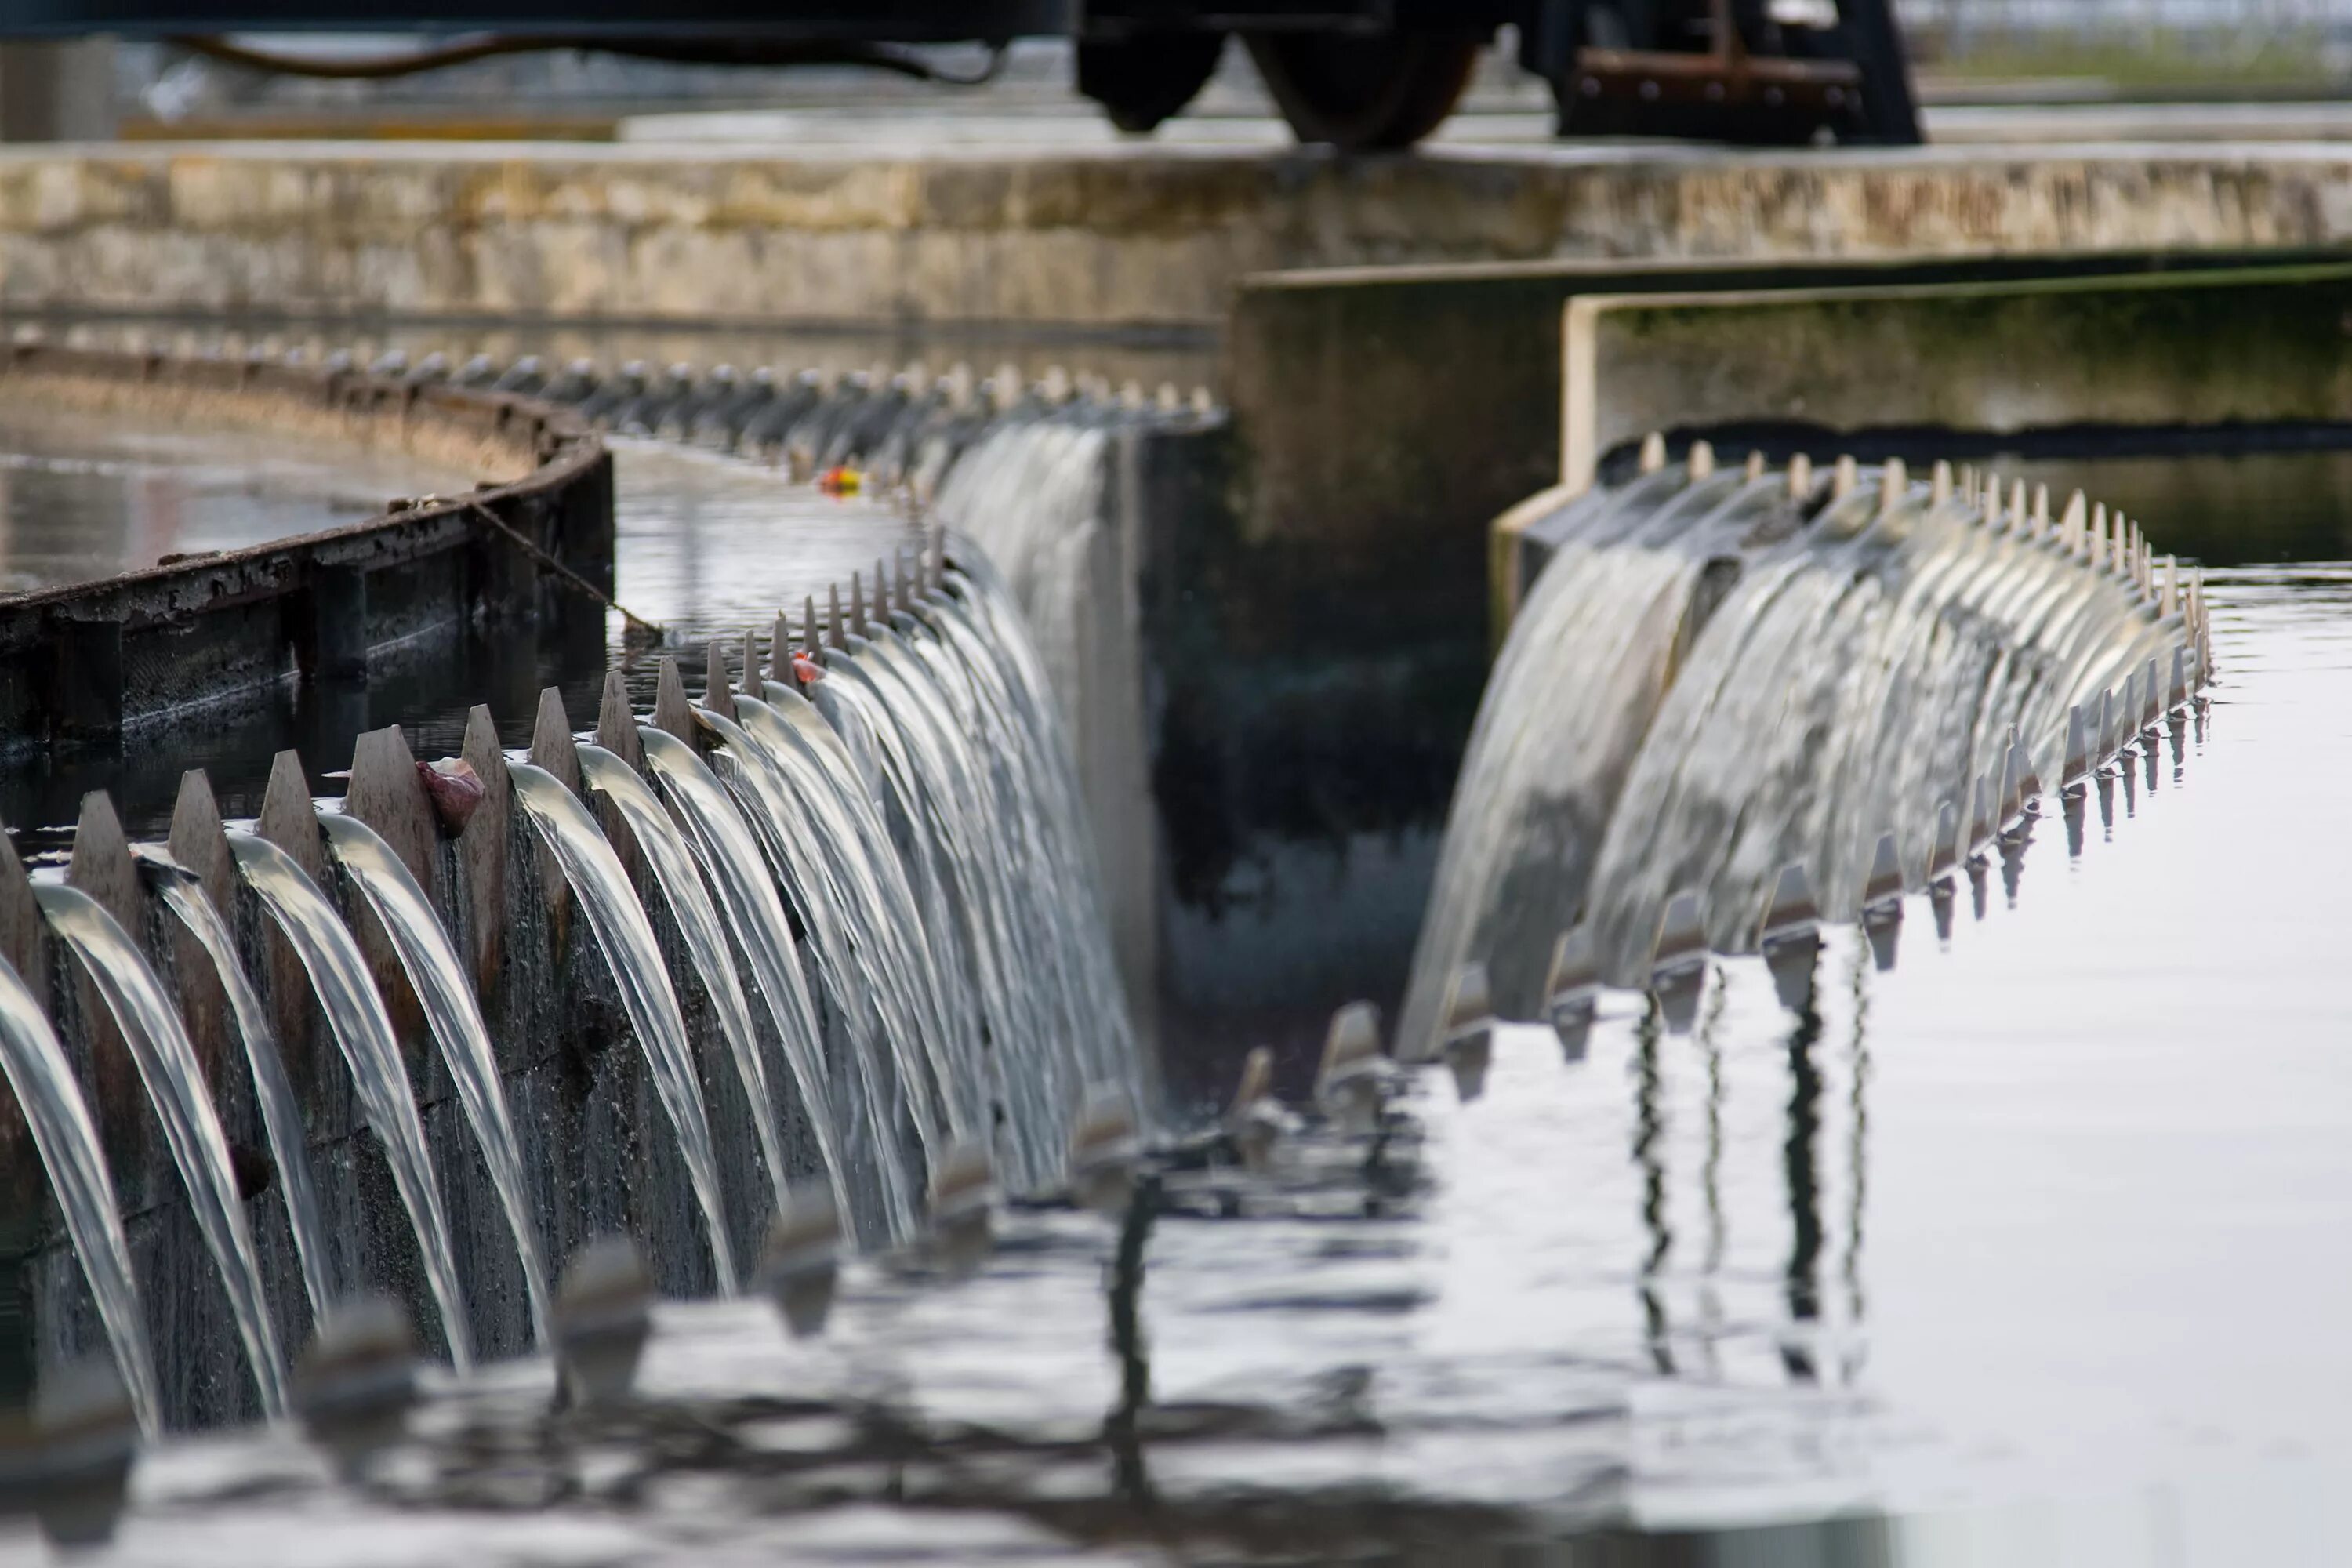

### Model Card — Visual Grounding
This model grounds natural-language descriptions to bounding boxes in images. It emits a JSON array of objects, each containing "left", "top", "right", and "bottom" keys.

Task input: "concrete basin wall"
[
  {"left": 0, "top": 347, "right": 613, "bottom": 760},
  {"left": 9, "top": 143, "right": 2352, "bottom": 331}
]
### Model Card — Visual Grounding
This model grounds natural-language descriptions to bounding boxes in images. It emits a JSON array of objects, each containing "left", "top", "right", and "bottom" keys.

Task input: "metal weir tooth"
[
  {"left": 928, "top": 1141, "right": 999, "bottom": 1279},
  {"left": 1979, "top": 470, "right": 2001, "bottom": 528},
  {"left": 850, "top": 571, "right": 866, "bottom": 635},
  {"left": 2060, "top": 490, "right": 2086, "bottom": 554},
  {"left": 758, "top": 1184, "right": 843, "bottom": 1339},
  {"left": 1316, "top": 1000, "right": 1387, "bottom": 1131},
  {"left": 1544, "top": 927, "right": 1599, "bottom": 1061},
  {"left": 1760, "top": 862, "right": 1820, "bottom": 948},
  {"left": 2161, "top": 555, "right": 2180, "bottom": 618},
  {"left": 1831, "top": 454, "right": 1857, "bottom": 499},
  {"left": 1744, "top": 450, "right": 1766, "bottom": 481},
  {"left": 1438, "top": 960, "right": 1497, "bottom": 1102},
  {"left": 1067, "top": 1085, "right": 1142, "bottom": 1216},
  {"left": 1225, "top": 1046, "right": 1283, "bottom": 1173},
  {"left": 2090, "top": 503, "right": 2109, "bottom": 568},
  {"left": 803, "top": 595, "right": 819, "bottom": 659},
  {"left": 291, "top": 1295, "right": 419, "bottom": 1481},
  {"left": 1877, "top": 456, "right": 1906, "bottom": 518},
  {"left": 827, "top": 583, "right": 845, "bottom": 650},
  {"left": 2009, "top": 479, "right": 2027, "bottom": 536},
  {"left": 769, "top": 613, "right": 793, "bottom": 685},
  {"left": 1686, "top": 439, "right": 1715, "bottom": 480},
  {"left": 1861, "top": 831, "right": 1905, "bottom": 914},
  {"left": 1958, "top": 463, "right": 1976, "bottom": 499},
  {"left": 1638, "top": 432, "right": 1667, "bottom": 474},
  {"left": 1786, "top": 453, "right": 1813, "bottom": 500},
  {"left": 2063, "top": 704, "right": 2091, "bottom": 784},
  {"left": 2096, "top": 686, "right": 2118, "bottom": 761},
  {"left": 1930, "top": 459, "right": 1952, "bottom": 506},
  {"left": 1860, "top": 830, "right": 1904, "bottom": 971},
  {"left": 872, "top": 558, "right": 890, "bottom": 622},
  {"left": 1649, "top": 891, "right": 1708, "bottom": 1035},
  {"left": 1926, "top": 800, "right": 1962, "bottom": 884},
  {"left": 554, "top": 1236, "right": 654, "bottom": 1410},
  {"left": 2030, "top": 484, "right": 2049, "bottom": 539},
  {"left": 2143, "top": 655, "right": 2163, "bottom": 729},
  {"left": 0, "top": 1353, "right": 141, "bottom": 1549},
  {"left": 893, "top": 548, "right": 913, "bottom": 609},
  {"left": 1969, "top": 771, "right": 1998, "bottom": 858}
]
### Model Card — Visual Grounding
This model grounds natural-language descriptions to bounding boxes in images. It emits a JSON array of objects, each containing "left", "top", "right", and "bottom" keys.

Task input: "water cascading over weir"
[
  {"left": 0, "top": 343, "right": 1169, "bottom": 1432},
  {"left": 1399, "top": 444, "right": 2211, "bottom": 1060}
]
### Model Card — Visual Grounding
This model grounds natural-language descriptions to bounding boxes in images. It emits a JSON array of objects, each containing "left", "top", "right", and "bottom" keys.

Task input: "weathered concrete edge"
[
  {"left": 1560, "top": 258, "right": 2352, "bottom": 491},
  {"left": 0, "top": 346, "right": 611, "bottom": 749}
]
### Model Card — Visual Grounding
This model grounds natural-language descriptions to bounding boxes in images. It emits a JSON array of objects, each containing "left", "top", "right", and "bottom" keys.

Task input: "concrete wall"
[
  {"left": 8, "top": 143, "right": 2352, "bottom": 329},
  {"left": 1559, "top": 261, "right": 2352, "bottom": 492},
  {"left": 0, "top": 348, "right": 612, "bottom": 764}
]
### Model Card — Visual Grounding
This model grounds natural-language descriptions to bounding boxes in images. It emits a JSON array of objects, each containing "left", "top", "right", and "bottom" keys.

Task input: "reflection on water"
[
  {"left": 44, "top": 559, "right": 2352, "bottom": 1565},
  {"left": 0, "top": 412, "right": 476, "bottom": 595},
  {"left": 7, "top": 414, "right": 2352, "bottom": 1563}
]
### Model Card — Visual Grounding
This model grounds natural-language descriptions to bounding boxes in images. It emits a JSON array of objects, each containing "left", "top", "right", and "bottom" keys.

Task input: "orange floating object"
[{"left": 817, "top": 466, "right": 863, "bottom": 497}]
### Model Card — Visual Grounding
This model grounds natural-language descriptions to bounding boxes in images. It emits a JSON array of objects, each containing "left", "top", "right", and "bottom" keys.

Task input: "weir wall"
[{"left": 6, "top": 137, "right": 2350, "bottom": 1192}]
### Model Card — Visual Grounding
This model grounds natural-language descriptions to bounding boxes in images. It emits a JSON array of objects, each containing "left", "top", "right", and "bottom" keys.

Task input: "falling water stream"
[
  {"left": 698, "top": 708, "right": 949, "bottom": 1167},
  {"left": 634, "top": 723, "right": 913, "bottom": 1239},
  {"left": 228, "top": 831, "right": 476, "bottom": 1370},
  {"left": 315, "top": 811, "right": 554, "bottom": 1347},
  {"left": 1401, "top": 466, "right": 2186, "bottom": 1049},
  {"left": 31, "top": 883, "right": 288, "bottom": 1420},
  {"left": 576, "top": 742, "right": 833, "bottom": 1222},
  {"left": 0, "top": 954, "right": 160, "bottom": 1435},
  {"left": 508, "top": 761, "right": 739, "bottom": 1294},
  {"left": 137, "top": 852, "right": 336, "bottom": 1326}
]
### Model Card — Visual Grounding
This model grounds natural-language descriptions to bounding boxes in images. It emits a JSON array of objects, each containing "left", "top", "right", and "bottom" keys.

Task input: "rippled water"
[{"left": 16, "top": 546, "right": 2345, "bottom": 1563}]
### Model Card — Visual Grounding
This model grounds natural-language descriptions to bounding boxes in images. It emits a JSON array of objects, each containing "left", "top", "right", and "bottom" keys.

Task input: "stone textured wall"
[{"left": 2, "top": 144, "right": 2350, "bottom": 328}]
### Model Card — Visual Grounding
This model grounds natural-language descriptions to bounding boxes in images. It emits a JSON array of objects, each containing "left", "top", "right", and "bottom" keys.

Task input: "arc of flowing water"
[
  {"left": 698, "top": 706, "right": 956, "bottom": 1155},
  {"left": 638, "top": 721, "right": 918, "bottom": 1242},
  {"left": 0, "top": 954, "right": 161, "bottom": 1435},
  {"left": 738, "top": 684, "right": 987, "bottom": 1112},
  {"left": 822, "top": 635, "right": 1070, "bottom": 1184},
  {"left": 508, "top": 761, "right": 739, "bottom": 1293},
  {"left": 32, "top": 882, "right": 289, "bottom": 1419},
  {"left": 137, "top": 851, "right": 335, "bottom": 1327},
  {"left": 721, "top": 695, "right": 979, "bottom": 1125},
  {"left": 229, "top": 832, "right": 476, "bottom": 1370},
  {"left": 315, "top": 811, "right": 554, "bottom": 1348},
  {"left": 577, "top": 742, "right": 850, "bottom": 1227},
  {"left": 927, "top": 575, "right": 1142, "bottom": 1100}
]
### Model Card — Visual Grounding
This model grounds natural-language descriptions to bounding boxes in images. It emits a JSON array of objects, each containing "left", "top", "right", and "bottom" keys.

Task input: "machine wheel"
[
  {"left": 1245, "top": 31, "right": 1480, "bottom": 151},
  {"left": 1077, "top": 31, "right": 1228, "bottom": 135}
]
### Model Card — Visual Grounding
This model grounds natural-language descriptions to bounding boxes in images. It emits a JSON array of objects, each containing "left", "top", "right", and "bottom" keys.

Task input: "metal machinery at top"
[{"left": 0, "top": 0, "right": 1920, "bottom": 149}]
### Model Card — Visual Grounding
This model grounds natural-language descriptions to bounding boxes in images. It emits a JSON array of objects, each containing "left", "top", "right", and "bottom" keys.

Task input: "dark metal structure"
[{"left": 0, "top": 0, "right": 1920, "bottom": 147}]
